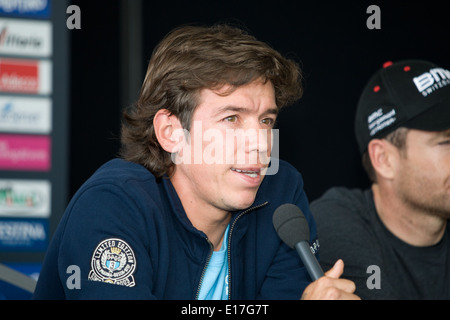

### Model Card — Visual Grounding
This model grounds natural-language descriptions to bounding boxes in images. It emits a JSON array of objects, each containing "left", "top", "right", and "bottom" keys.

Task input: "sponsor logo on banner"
[
  {"left": 0, "top": 18, "right": 52, "bottom": 57},
  {"left": 0, "top": 96, "right": 51, "bottom": 134},
  {"left": 0, "top": 218, "right": 48, "bottom": 251},
  {"left": 0, "top": 58, "right": 51, "bottom": 95},
  {"left": 0, "top": 0, "right": 51, "bottom": 19},
  {"left": 0, "top": 134, "right": 51, "bottom": 171},
  {"left": 0, "top": 179, "right": 51, "bottom": 218}
]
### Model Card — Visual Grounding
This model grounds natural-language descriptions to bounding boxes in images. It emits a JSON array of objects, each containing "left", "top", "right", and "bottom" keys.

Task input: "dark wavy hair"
[{"left": 120, "top": 24, "right": 303, "bottom": 177}]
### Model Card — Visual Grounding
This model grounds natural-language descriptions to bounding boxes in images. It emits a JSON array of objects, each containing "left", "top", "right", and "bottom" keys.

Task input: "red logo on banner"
[{"left": 0, "top": 59, "right": 39, "bottom": 94}]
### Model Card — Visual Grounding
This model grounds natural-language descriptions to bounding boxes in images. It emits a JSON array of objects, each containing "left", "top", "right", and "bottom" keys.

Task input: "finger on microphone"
[
  {"left": 324, "top": 259, "right": 344, "bottom": 279},
  {"left": 323, "top": 260, "right": 357, "bottom": 296}
]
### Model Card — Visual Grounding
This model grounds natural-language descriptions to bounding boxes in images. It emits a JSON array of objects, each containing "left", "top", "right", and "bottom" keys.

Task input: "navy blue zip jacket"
[{"left": 33, "top": 158, "right": 318, "bottom": 299}]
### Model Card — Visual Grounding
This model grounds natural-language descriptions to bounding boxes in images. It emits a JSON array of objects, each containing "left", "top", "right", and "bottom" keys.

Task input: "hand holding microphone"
[{"left": 273, "top": 204, "right": 360, "bottom": 300}]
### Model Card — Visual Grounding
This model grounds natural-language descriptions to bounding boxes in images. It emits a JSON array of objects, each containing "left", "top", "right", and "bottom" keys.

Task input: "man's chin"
[{"left": 226, "top": 195, "right": 258, "bottom": 212}]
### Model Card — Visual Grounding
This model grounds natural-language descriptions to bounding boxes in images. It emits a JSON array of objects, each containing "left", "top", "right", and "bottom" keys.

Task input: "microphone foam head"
[{"left": 272, "top": 203, "right": 310, "bottom": 248}]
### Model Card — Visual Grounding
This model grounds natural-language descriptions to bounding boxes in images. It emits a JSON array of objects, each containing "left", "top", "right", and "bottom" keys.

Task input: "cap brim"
[{"left": 404, "top": 97, "right": 450, "bottom": 132}]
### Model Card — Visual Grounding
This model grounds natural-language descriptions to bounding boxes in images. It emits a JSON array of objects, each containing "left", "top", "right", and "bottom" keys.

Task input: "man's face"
[
  {"left": 395, "top": 128, "right": 450, "bottom": 218},
  {"left": 170, "top": 79, "right": 278, "bottom": 212}
]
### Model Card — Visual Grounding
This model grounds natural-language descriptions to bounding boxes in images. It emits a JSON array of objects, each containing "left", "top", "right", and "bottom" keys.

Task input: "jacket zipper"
[
  {"left": 195, "top": 237, "right": 214, "bottom": 300},
  {"left": 194, "top": 201, "right": 269, "bottom": 300},
  {"left": 227, "top": 201, "right": 269, "bottom": 300}
]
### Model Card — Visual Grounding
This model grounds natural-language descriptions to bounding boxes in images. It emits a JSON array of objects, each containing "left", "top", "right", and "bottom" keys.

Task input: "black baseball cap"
[{"left": 355, "top": 59, "right": 450, "bottom": 154}]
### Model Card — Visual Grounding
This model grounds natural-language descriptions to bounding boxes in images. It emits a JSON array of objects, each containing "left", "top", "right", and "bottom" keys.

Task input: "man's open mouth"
[{"left": 231, "top": 168, "right": 261, "bottom": 178}]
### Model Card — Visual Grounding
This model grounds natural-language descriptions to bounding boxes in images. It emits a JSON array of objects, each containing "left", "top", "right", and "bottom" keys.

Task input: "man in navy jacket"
[{"left": 34, "top": 24, "right": 357, "bottom": 300}]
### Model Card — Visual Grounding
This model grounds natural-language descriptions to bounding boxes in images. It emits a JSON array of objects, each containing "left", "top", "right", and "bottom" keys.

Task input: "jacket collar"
[{"left": 160, "top": 175, "right": 269, "bottom": 234}]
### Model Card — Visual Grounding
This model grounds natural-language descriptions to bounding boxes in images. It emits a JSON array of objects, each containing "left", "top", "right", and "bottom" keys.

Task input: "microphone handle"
[{"left": 295, "top": 241, "right": 324, "bottom": 281}]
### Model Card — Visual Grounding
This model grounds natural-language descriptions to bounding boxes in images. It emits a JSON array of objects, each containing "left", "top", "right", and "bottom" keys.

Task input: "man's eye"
[
  {"left": 261, "top": 118, "right": 275, "bottom": 126},
  {"left": 224, "top": 115, "right": 238, "bottom": 123}
]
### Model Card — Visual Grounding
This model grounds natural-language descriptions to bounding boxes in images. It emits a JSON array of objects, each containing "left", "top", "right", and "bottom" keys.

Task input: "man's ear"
[
  {"left": 153, "top": 109, "right": 184, "bottom": 153},
  {"left": 367, "top": 139, "right": 399, "bottom": 180}
]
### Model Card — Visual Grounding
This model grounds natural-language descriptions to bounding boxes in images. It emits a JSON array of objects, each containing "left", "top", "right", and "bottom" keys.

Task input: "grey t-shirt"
[{"left": 311, "top": 187, "right": 450, "bottom": 299}]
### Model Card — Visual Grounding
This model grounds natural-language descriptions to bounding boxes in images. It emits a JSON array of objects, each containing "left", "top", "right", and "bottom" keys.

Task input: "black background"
[{"left": 69, "top": 0, "right": 449, "bottom": 202}]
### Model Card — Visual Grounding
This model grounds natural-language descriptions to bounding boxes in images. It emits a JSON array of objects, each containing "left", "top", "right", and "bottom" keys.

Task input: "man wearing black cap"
[{"left": 311, "top": 60, "right": 450, "bottom": 299}]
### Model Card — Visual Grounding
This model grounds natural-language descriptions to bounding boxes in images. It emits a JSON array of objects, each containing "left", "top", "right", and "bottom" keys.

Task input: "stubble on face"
[{"left": 395, "top": 130, "right": 450, "bottom": 219}]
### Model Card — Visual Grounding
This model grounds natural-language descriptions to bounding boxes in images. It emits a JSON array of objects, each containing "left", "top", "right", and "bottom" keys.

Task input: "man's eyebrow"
[
  {"left": 437, "top": 129, "right": 450, "bottom": 139},
  {"left": 262, "top": 108, "right": 279, "bottom": 116},
  {"left": 214, "top": 105, "right": 279, "bottom": 117},
  {"left": 427, "top": 129, "right": 450, "bottom": 143}
]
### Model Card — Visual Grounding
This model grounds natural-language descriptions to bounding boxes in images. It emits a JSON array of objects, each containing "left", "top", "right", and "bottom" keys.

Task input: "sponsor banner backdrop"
[
  {"left": 0, "top": 0, "right": 68, "bottom": 268},
  {"left": 0, "top": 18, "right": 52, "bottom": 57},
  {"left": 0, "top": 134, "right": 51, "bottom": 171},
  {"left": 0, "top": 262, "right": 41, "bottom": 299},
  {"left": 0, "top": 218, "right": 48, "bottom": 251},
  {"left": 4, "top": 262, "right": 41, "bottom": 280},
  {"left": 0, "top": 179, "right": 51, "bottom": 218},
  {"left": 0, "top": 58, "right": 52, "bottom": 95},
  {"left": 0, "top": 96, "right": 52, "bottom": 134},
  {"left": 0, "top": 0, "right": 51, "bottom": 19}
]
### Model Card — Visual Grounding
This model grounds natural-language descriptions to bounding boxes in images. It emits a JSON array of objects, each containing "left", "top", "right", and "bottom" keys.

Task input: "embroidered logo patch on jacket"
[{"left": 88, "top": 238, "right": 136, "bottom": 287}]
